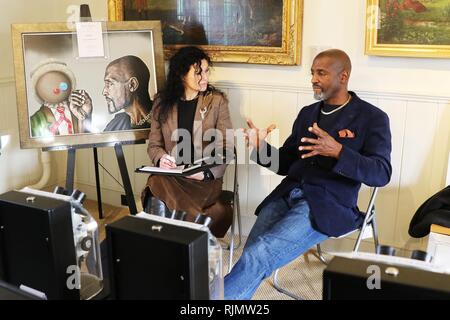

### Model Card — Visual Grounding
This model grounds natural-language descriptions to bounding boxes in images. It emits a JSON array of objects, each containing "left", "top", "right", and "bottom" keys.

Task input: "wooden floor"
[{"left": 83, "top": 199, "right": 130, "bottom": 241}]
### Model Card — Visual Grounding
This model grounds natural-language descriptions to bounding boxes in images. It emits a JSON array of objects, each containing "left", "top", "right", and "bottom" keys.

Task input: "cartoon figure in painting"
[{"left": 30, "top": 59, "right": 93, "bottom": 137}]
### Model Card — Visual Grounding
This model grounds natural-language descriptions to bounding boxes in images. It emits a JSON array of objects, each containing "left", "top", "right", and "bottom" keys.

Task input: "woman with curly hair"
[{"left": 142, "top": 46, "right": 234, "bottom": 238}]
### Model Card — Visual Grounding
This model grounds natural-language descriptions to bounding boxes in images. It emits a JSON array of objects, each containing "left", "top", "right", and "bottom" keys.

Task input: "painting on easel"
[{"left": 12, "top": 21, "right": 165, "bottom": 149}]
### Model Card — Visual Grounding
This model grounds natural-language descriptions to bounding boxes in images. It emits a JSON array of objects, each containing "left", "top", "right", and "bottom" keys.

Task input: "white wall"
[
  {"left": 1, "top": 1, "right": 449, "bottom": 250},
  {"left": 0, "top": 0, "right": 70, "bottom": 193},
  {"left": 447, "top": 155, "right": 450, "bottom": 186}
]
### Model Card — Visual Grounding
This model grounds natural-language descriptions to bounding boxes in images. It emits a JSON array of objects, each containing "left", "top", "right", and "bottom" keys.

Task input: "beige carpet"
[{"left": 219, "top": 236, "right": 328, "bottom": 300}]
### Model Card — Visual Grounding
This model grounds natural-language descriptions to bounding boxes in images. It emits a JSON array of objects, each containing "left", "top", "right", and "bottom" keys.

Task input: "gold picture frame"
[
  {"left": 365, "top": 0, "right": 450, "bottom": 58},
  {"left": 108, "top": 0, "right": 303, "bottom": 65},
  {"left": 12, "top": 21, "right": 165, "bottom": 149}
]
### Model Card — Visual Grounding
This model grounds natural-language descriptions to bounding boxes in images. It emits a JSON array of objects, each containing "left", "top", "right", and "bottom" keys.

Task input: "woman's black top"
[{"left": 177, "top": 98, "right": 198, "bottom": 165}]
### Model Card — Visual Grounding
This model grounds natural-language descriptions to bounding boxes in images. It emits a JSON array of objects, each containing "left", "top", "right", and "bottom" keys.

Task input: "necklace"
[
  {"left": 321, "top": 95, "right": 352, "bottom": 115},
  {"left": 180, "top": 93, "right": 199, "bottom": 101},
  {"left": 135, "top": 112, "right": 152, "bottom": 126}
]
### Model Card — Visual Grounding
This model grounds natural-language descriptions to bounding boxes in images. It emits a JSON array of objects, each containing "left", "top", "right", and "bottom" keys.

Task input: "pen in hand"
[{"left": 160, "top": 154, "right": 178, "bottom": 169}]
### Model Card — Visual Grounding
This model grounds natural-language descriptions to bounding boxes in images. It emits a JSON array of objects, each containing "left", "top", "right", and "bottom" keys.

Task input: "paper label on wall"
[{"left": 75, "top": 22, "right": 104, "bottom": 58}]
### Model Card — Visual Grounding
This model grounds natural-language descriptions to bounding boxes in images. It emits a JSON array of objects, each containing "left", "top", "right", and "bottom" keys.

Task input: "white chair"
[{"left": 272, "top": 187, "right": 380, "bottom": 300}]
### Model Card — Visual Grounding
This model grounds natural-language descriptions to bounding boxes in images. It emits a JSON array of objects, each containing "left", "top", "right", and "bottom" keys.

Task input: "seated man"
[{"left": 224, "top": 49, "right": 392, "bottom": 300}]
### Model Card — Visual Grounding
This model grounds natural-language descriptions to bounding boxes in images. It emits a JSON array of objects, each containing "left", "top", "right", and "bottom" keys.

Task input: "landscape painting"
[{"left": 366, "top": 0, "right": 450, "bottom": 58}]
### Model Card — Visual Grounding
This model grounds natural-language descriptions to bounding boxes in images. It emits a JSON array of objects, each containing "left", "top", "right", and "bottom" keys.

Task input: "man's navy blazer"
[{"left": 253, "top": 92, "right": 392, "bottom": 237}]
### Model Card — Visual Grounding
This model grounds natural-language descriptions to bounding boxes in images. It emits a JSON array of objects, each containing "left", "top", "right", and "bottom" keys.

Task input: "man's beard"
[
  {"left": 314, "top": 90, "right": 329, "bottom": 101},
  {"left": 107, "top": 100, "right": 118, "bottom": 114},
  {"left": 313, "top": 86, "right": 331, "bottom": 101},
  {"left": 314, "top": 91, "right": 323, "bottom": 101},
  {"left": 106, "top": 98, "right": 127, "bottom": 114}
]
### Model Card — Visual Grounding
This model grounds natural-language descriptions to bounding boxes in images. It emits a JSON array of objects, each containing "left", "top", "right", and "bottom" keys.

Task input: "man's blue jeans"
[{"left": 224, "top": 188, "right": 328, "bottom": 300}]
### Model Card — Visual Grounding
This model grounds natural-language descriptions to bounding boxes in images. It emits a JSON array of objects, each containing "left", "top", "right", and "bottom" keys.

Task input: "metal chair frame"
[
  {"left": 272, "top": 187, "right": 380, "bottom": 300},
  {"left": 222, "top": 152, "right": 243, "bottom": 273}
]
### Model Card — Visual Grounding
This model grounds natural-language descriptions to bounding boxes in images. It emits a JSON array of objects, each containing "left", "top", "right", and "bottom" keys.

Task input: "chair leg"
[
  {"left": 228, "top": 243, "right": 234, "bottom": 273},
  {"left": 272, "top": 269, "right": 302, "bottom": 300},
  {"left": 234, "top": 190, "right": 242, "bottom": 250},
  {"left": 372, "top": 214, "right": 379, "bottom": 252},
  {"left": 316, "top": 244, "right": 328, "bottom": 265},
  {"left": 228, "top": 203, "right": 236, "bottom": 273},
  {"left": 272, "top": 246, "right": 324, "bottom": 300},
  {"left": 225, "top": 191, "right": 242, "bottom": 242}
]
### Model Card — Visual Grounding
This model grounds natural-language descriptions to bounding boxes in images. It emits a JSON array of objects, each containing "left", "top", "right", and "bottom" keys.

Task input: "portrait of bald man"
[{"left": 102, "top": 55, "right": 153, "bottom": 132}]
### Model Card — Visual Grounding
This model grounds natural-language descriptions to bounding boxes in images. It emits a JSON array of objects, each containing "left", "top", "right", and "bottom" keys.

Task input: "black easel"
[
  {"left": 58, "top": 141, "right": 143, "bottom": 217},
  {"left": 61, "top": 143, "right": 107, "bottom": 221},
  {"left": 80, "top": 4, "right": 91, "bottom": 22}
]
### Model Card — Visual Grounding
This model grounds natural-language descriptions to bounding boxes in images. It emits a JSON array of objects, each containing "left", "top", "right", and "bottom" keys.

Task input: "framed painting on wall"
[
  {"left": 12, "top": 21, "right": 165, "bottom": 149},
  {"left": 108, "top": 0, "right": 303, "bottom": 65},
  {"left": 366, "top": 0, "right": 450, "bottom": 58}
]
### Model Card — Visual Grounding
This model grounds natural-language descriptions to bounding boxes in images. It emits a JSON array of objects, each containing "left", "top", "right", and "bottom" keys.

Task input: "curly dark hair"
[{"left": 157, "top": 46, "right": 214, "bottom": 123}]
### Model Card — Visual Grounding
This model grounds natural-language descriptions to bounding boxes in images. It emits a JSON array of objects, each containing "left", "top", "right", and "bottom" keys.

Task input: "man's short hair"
[{"left": 314, "top": 49, "right": 352, "bottom": 75}]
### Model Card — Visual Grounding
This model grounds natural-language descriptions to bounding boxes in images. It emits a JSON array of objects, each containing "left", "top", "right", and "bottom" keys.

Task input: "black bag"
[{"left": 409, "top": 186, "right": 450, "bottom": 238}]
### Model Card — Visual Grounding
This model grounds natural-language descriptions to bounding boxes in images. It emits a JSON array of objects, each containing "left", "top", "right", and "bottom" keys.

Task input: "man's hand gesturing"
[
  {"left": 244, "top": 118, "right": 276, "bottom": 150},
  {"left": 299, "top": 123, "right": 343, "bottom": 159}
]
